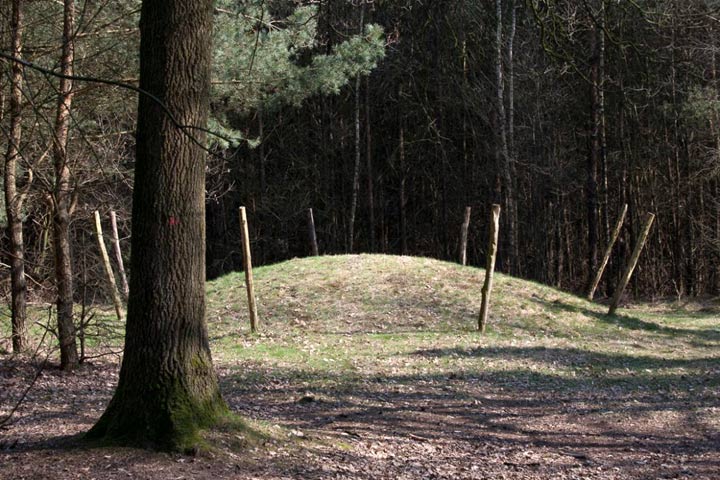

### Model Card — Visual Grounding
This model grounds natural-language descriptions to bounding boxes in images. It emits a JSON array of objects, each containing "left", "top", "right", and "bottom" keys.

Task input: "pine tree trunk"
[
  {"left": 366, "top": 77, "right": 375, "bottom": 252},
  {"left": 399, "top": 125, "right": 408, "bottom": 256},
  {"left": 507, "top": 0, "right": 516, "bottom": 161},
  {"left": 715, "top": 182, "right": 720, "bottom": 294},
  {"left": 53, "top": 0, "right": 79, "bottom": 370},
  {"left": 88, "top": 0, "right": 226, "bottom": 450},
  {"left": 713, "top": 47, "right": 720, "bottom": 294},
  {"left": 4, "top": 0, "right": 28, "bottom": 353},
  {"left": 347, "top": 3, "right": 365, "bottom": 254},
  {"left": 307, "top": 208, "right": 319, "bottom": 256},
  {"left": 507, "top": 0, "right": 519, "bottom": 272},
  {"left": 495, "top": 0, "right": 515, "bottom": 275},
  {"left": 459, "top": 206, "right": 472, "bottom": 266},
  {"left": 379, "top": 172, "right": 388, "bottom": 253},
  {"left": 258, "top": 107, "right": 266, "bottom": 195},
  {"left": 598, "top": 1, "right": 610, "bottom": 247},
  {"left": 586, "top": 8, "right": 601, "bottom": 293}
]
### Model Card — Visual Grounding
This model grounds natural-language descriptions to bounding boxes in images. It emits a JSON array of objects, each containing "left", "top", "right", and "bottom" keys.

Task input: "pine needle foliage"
[{"left": 211, "top": 0, "right": 385, "bottom": 147}]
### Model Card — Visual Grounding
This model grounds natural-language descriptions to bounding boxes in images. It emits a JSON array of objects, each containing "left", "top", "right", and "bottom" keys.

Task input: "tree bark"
[
  {"left": 495, "top": 0, "right": 516, "bottom": 275},
  {"left": 365, "top": 76, "right": 375, "bottom": 252},
  {"left": 88, "top": 0, "right": 226, "bottom": 450},
  {"left": 258, "top": 107, "right": 266, "bottom": 195},
  {"left": 479, "top": 205, "right": 501, "bottom": 333},
  {"left": 507, "top": 0, "right": 516, "bottom": 161},
  {"left": 94, "top": 211, "right": 124, "bottom": 321},
  {"left": 109, "top": 211, "right": 129, "bottom": 299},
  {"left": 53, "top": 0, "right": 79, "bottom": 370},
  {"left": 4, "top": 0, "right": 28, "bottom": 353},
  {"left": 399, "top": 124, "right": 408, "bottom": 256},
  {"left": 239, "top": 207, "right": 259, "bottom": 333},
  {"left": 587, "top": 204, "right": 627, "bottom": 301},
  {"left": 586, "top": 6, "right": 601, "bottom": 294},
  {"left": 347, "top": 3, "right": 365, "bottom": 254},
  {"left": 459, "top": 206, "right": 472, "bottom": 266},
  {"left": 608, "top": 213, "right": 655, "bottom": 316},
  {"left": 598, "top": 1, "right": 609, "bottom": 247},
  {"left": 307, "top": 208, "right": 319, "bottom": 256},
  {"left": 712, "top": 47, "right": 720, "bottom": 294},
  {"left": 716, "top": 182, "right": 720, "bottom": 293}
]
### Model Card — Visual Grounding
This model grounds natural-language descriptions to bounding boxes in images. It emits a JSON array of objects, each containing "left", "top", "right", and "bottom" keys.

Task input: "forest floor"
[{"left": 1, "top": 254, "right": 720, "bottom": 479}]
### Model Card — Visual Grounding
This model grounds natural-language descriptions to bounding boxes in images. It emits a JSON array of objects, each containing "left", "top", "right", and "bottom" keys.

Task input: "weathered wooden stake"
[
  {"left": 239, "top": 206, "right": 259, "bottom": 332},
  {"left": 459, "top": 206, "right": 472, "bottom": 266},
  {"left": 94, "top": 211, "right": 124, "bottom": 321},
  {"left": 109, "top": 210, "right": 129, "bottom": 299},
  {"left": 587, "top": 204, "right": 628, "bottom": 301},
  {"left": 479, "top": 204, "right": 501, "bottom": 333},
  {"left": 608, "top": 212, "right": 655, "bottom": 316},
  {"left": 307, "top": 208, "right": 319, "bottom": 256}
]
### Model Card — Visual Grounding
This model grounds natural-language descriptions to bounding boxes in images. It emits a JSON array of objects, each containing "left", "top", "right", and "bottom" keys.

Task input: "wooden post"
[
  {"left": 109, "top": 211, "right": 129, "bottom": 299},
  {"left": 239, "top": 206, "right": 259, "bottom": 332},
  {"left": 307, "top": 208, "right": 319, "bottom": 256},
  {"left": 608, "top": 212, "right": 655, "bottom": 316},
  {"left": 479, "top": 204, "right": 501, "bottom": 333},
  {"left": 94, "top": 211, "right": 124, "bottom": 321},
  {"left": 459, "top": 206, "right": 472, "bottom": 266},
  {"left": 587, "top": 204, "right": 628, "bottom": 300}
]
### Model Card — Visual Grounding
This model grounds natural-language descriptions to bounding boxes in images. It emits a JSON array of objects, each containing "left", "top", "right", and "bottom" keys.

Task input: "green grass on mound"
[{"left": 206, "top": 255, "right": 720, "bottom": 413}]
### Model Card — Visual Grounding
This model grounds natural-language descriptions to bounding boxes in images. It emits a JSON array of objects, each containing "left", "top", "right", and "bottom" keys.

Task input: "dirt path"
[{"left": 1, "top": 352, "right": 718, "bottom": 480}]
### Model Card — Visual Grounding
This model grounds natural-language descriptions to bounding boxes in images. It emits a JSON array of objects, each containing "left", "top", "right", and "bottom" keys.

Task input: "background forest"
[{"left": 1, "top": 0, "right": 719, "bottom": 346}]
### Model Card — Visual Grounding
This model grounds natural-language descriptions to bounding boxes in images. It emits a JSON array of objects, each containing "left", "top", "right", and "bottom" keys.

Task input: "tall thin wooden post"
[
  {"left": 94, "top": 211, "right": 124, "bottom": 321},
  {"left": 587, "top": 204, "right": 628, "bottom": 300},
  {"left": 307, "top": 208, "right": 319, "bottom": 256},
  {"left": 109, "top": 210, "right": 129, "bottom": 299},
  {"left": 239, "top": 206, "right": 259, "bottom": 332},
  {"left": 608, "top": 212, "right": 655, "bottom": 316},
  {"left": 479, "top": 204, "right": 501, "bottom": 333},
  {"left": 459, "top": 206, "right": 472, "bottom": 266}
]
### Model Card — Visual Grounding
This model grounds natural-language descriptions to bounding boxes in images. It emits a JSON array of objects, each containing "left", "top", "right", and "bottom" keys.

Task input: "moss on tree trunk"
[
  {"left": 89, "top": 351, "right": 226, "bottom": 450},
  {"left": 87, "top": 0, "right": 227, "bottom": 450}
]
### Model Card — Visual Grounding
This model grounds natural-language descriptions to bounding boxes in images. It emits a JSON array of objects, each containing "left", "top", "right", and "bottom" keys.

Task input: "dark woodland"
[{"left": 1, "top": 0, "right": 718, "bottom": 316}]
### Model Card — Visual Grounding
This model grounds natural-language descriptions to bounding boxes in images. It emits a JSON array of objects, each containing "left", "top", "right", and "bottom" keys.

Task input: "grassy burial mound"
[
  {"left": 203, "top": 254, "right": 720, "bottom": 478},
  {"left": 2, "top": 254, "right": 719, "bottom": 479},
  {"left": 206, "top": 254, "right": 720, "bottom": 390}
]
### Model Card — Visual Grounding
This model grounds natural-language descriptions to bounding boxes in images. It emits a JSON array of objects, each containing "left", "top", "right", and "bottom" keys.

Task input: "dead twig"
[{"left": 0, "top": 308, "right": 55, "bottom": 429}]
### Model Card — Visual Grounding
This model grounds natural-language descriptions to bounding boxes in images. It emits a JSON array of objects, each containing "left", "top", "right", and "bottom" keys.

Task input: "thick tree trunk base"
[
  {"left": 87, "top": 354, "right": 227, "bottom": 451},
  {"left": 86, "top": 0, "right": 222, "bottom": 453}
]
